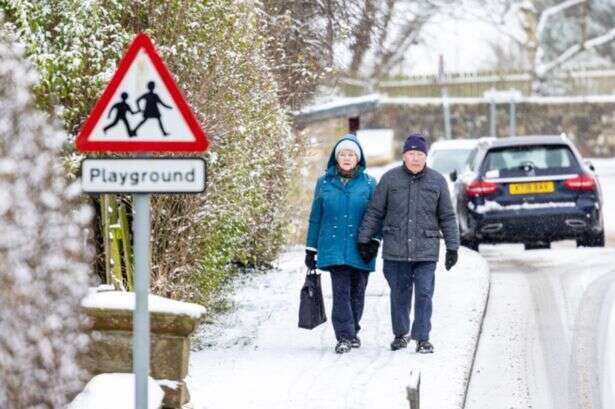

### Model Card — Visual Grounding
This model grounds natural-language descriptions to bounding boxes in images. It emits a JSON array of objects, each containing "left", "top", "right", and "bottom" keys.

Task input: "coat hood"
[{"left": 326, "top": 134, "right": 366, "bottom": 174}]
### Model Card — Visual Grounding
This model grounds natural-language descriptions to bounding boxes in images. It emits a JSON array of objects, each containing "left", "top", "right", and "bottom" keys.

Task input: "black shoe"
[
  {"left": 416, "top": 340, "right": 434, "bottom": 354},
  {"left": 350, "top": 336, "right": 361, "bottom": 348},
  {"left": 390, "top": 336, "right": 409, "bottom": 351},
  {"left": 335, "top": 339, "right": 352, "bottom": 354}
]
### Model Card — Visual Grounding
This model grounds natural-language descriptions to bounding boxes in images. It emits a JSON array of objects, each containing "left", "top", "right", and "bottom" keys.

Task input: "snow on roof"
[
  {"left": 67, "top": 373, "right": 163, "bottom": 409},
  {"left": 297, "top": 94, "right": 615, "bottom": 122},
  {"left": 82, "top": 291, "right": 206, "bottom": 319}
]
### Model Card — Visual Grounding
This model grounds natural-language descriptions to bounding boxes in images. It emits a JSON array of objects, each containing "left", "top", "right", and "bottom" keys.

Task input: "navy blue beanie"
[{"left": 403, "top": 133, "right": 428, "bottom": 154}]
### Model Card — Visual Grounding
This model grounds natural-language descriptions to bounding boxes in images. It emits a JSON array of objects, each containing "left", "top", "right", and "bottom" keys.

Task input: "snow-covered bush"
[
  {"left": 2, "top": 0, "right": 302, "bottom": 304},
  {"left": 0, "top": 30, "right": 93, "bottom": 408}
]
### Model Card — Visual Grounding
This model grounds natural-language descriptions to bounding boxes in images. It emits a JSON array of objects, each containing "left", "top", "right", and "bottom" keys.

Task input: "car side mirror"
[
  {"left": 585, "top": 160, "right": 595, "bottom": 172},
  {"left": 450, "top": 170, "right": 458, "bottom": 182}
]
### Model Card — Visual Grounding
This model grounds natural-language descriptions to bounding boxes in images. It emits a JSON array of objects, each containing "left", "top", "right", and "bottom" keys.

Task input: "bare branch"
[
  {"left": 536, "top": 0, "right": 586, "bottom": 42},
  {"left": 539, "top": 27, "right": 615, "bottom": 76},
  {"left": 348, "top": 0, "right": 377, "bottom": 75}
]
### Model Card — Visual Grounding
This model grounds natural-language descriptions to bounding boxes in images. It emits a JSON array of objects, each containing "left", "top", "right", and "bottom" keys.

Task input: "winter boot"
[
  {"left": 350, "top": 336, "right": 361, "bottom": 348},
  {"left": 335, "top": 339, "right": 352, "bottom": 354},
  {"left": 416, "top": 340, "right": 434, "bottom": 354},
  {"left": 390, "top": 336, "right": 409, "bottom": 351}
]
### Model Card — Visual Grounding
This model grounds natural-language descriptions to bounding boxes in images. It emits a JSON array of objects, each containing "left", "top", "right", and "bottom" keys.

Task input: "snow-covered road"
[
  {"left": 188, "top": 246, "right": 489, "bottom": 409},
  {"left": 465, "top": 158, "right": 615, "bottom": 409}
]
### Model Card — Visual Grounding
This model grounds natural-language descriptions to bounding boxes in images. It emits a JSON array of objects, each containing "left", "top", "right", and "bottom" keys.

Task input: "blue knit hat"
[{"left": 403, "top": 133, "right": 428, "bottom": 154}]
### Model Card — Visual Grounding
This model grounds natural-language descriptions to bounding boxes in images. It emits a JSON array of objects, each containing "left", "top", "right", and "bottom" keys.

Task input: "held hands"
[
  {"left": 357, "top": 239, "right": 380, "bottom": 263},
  {"left": 305, "top": 249, "right": 317, "bottom": 270},
  {"left": 445, "top": 250, "right": 458, "bottom": 271}
]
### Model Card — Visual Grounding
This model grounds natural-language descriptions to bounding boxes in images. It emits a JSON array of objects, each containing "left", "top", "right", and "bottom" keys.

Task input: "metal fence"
[{"left": 339, "top": 68, "right": 615, "bottom": 97}]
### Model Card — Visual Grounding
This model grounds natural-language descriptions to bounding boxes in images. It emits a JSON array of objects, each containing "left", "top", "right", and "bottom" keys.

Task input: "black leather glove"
[
  {"left": 358, "top": 240, "right": 380, "bottom": 263},
  {"left": 445, "top": 250, "right": 458, "bottom": 271},
  {"left": 305, "top": 249, "right": 317, "bottom": 270}
]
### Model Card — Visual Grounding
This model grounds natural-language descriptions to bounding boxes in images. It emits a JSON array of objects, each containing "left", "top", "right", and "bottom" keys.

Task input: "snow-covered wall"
[{"left": 297, "top": 96, "right": 615, "bottom": 157}]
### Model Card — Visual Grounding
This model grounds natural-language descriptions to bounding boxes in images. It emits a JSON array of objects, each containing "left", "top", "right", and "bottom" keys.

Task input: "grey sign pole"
[
  {"left": 133, "top": 193, "right": 151, "bottom": 409},
  {"left": 510, "top": 99, "right": 516, "bottom": 137},
  {"left": 489, "top": 99, "right": 497, "bottom": 138},
  {"left": 442, "top": 88, "right": 452, "bottom": 140}
]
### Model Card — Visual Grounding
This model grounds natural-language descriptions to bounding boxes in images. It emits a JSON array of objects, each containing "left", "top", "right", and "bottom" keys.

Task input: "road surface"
[{"left": 465, "top": 159, "right": 615, "bottom": 409}]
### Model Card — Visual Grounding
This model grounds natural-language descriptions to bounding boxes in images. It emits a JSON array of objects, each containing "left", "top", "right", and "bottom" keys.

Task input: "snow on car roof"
[
  {"left": 488, "top": 135, "right": 569, "bottom": 147},
  {"left": 429, "top": 138, "right": 479, "bottom": 150}
]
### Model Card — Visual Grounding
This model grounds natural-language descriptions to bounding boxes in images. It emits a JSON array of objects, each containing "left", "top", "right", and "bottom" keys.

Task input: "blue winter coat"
[{"left": 306, "top": 134, "right": 377, "bottom": 272}]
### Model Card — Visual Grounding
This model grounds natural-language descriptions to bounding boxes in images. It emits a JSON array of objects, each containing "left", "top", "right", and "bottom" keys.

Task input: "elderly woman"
[{"left": 305, "top": 134, "right": 380, "bottom": 354}]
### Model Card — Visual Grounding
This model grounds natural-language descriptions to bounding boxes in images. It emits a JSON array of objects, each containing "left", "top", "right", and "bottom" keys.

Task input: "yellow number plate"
[{"left": 509, "top": 181, "right": 555, "bottom": 194}]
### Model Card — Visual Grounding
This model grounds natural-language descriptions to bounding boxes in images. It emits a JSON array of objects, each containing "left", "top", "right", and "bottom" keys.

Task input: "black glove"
[
  {"left": 358, "top": 240, "right": 380, "bottom": 263},
  {"left": 445, "top": 250, "right": 458, "bottom": 271},
  {"left": 305, "top": 249, "right": 317, "bottom": 270}
]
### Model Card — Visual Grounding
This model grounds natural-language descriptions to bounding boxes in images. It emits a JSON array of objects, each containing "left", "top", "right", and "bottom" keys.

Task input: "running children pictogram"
[{"left": 75, "top": 33, "right": 208, "bottom": 153}]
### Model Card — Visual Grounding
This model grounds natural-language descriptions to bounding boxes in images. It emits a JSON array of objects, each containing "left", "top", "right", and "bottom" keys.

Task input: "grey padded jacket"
[{"left": 358, "top": 165, "right": 460, "bottom": 261}]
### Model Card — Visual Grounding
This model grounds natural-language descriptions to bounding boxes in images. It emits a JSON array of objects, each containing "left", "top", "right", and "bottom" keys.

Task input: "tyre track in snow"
[{"left": 466, "top": 244, "right": 615, "bottom": 409}]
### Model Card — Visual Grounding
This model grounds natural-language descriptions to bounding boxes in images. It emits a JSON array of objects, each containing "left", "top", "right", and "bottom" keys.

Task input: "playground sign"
[
  {"left": 81, "top": 158, "right": 206, "bottom": 193},
  {"left": 75, "top": 32, "right": 208, "bottom": 153},
  {"left": 75, "top": 33, "right": 210, "bottom": 409}
]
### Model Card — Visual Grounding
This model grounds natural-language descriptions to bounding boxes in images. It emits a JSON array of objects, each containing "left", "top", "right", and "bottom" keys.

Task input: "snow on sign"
[
  {"left": 75, "top": 33, "right": 208, "bottom": 153},
  {"left": 81, "top": 158, "right": 206, "bottom": 193}
]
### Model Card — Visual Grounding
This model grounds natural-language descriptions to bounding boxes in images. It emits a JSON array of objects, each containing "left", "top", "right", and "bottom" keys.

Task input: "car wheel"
[
  {"left": 524, "top": 241, "right": 551, "bottom": 250},
  {"left": 577, "top": 231, "right": 605, "bottom": 248}
]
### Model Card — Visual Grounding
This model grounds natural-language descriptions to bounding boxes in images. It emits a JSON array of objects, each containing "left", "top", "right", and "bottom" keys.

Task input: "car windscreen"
[
  {"left": 481, "top": 145, "right": 580, "bottom": 178},
  {"left": 429, "top": 149, "right": 473, "bottom": 175}
]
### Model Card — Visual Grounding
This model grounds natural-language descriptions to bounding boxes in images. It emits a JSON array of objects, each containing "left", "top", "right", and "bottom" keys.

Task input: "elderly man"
[{"left": 357, "top": 133, "right": 460, "bottom": 353}]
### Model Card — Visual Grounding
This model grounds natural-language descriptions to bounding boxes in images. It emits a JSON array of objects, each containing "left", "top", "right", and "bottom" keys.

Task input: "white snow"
[
  {"left": 602, "top": 284, "right": 615, "bottom": 409},
  {"left": 67, "top": 373, "right": 164, "bottom": 409},
  {"left": 594, "top": 158, "right": 615, "bottom": 408},
  {"left": 81, "top": 291, "right": 206, "bottom": 319},
  {"left": 187, "top": 245, "right": 489, "bottom": 409},
  {"left": 592, "top": 158, "right": 615, "bottom": 238},
  {"left": 475, "top": 200, "right": 576, "bottom": 214},
  {"left": 156, "top": 379, "right": 180, "bottom": 390},
  {"left": 298, "top": 94, "right": 615, "bottom": 119}
]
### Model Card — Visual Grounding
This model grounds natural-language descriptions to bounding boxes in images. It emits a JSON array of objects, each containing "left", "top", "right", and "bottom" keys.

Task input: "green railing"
[{"left": 100, "top": 194, "right": 134, "bottom": 291}]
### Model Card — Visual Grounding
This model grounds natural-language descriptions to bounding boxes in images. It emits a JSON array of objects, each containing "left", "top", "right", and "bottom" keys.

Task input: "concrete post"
[{"left": 407, "top": 370, "right": 421, "bottom": 409}]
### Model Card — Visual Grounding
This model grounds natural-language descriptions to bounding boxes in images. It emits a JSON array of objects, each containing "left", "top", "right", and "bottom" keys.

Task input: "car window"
[
  {"left": 429, "top": 149, "right": 473, "bottom": 175},
  {"left": 466, "top": 148, "right": 479, "bottom": 171},
  {"left": 481, "top": 145, "right": 580, "bottom": 177}
]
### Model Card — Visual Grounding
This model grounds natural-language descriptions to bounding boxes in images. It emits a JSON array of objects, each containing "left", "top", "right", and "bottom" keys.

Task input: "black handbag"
[{"left": 298, "top": 269, "right": 327, "bottom": 330}]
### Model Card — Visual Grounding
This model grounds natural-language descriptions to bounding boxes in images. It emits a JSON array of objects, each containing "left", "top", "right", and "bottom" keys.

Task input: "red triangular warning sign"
[{"left": 75, "top": 33, "right": 209, "bottom": 153}]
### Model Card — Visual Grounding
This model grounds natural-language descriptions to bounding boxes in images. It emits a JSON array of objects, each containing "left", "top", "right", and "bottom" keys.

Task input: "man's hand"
[
  {"left": 358, "top": 240, "right": 380, "bottom": 263},
  {"left": 305, "top": 249, "right": 317, "bottom": 270},
  {"left": 445, "top": 250, "right": 458, "bottom": 271}
]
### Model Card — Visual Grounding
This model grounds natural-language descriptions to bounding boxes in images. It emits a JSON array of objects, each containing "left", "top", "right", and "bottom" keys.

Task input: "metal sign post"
[
  {"left": 75, "top": 33, "right": 209, "bottom": 409},
  {"left": 133, "top": 193, "right": 151, "bottom": 409}
]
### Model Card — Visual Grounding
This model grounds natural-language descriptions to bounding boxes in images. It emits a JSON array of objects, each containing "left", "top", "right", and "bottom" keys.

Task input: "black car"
[{"left": 451, "top": 135, "right": 604, "bottom": 250}]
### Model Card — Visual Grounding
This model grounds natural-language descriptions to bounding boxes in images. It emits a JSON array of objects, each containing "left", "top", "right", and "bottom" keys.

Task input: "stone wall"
[
  {"left": 81, "top": 291, "right": 204, "bottom": 408},
  {"left": 360, "top": 100, "right": 615, "bottom": 157}
]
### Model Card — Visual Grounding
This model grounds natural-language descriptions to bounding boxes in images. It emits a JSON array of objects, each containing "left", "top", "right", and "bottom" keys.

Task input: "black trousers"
[{"left": 329, "top": 265, "right": 370, "bottom": 341}]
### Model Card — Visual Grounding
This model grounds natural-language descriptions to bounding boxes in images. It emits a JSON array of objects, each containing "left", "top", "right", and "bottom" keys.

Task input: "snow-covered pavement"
[
  {"left": 465, "top": 158, "right": 615, "bottom": 409},
  {"left": 188, "top": 246, "right": 489, "bottom": 409}
]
